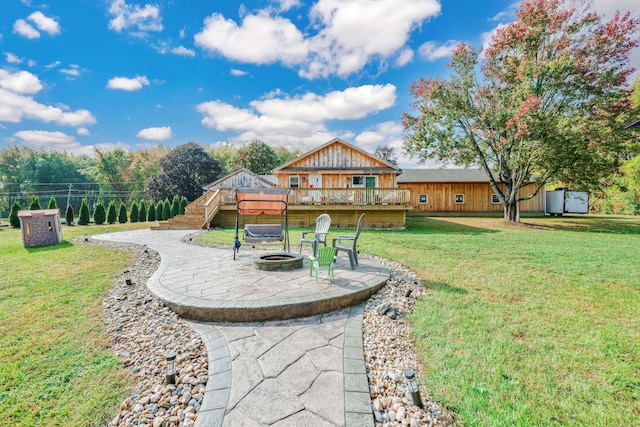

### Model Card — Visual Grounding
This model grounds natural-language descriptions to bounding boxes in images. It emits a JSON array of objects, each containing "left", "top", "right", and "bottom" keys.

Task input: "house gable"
[
  {"left": 273, "top": 138, "right": 398, "bottom": 173},
  {"left": 204, "top": 168, "right": 276, "bottom": 190}
]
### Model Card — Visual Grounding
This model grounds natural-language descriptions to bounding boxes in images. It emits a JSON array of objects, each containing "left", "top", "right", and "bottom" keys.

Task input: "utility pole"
[{"left": 66, "top": 183, "right": 73, "bottom": 210}]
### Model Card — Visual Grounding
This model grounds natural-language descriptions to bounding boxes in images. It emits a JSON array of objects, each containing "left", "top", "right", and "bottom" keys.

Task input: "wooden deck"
[{"left": 153, "top": 188, "right": 412, "bottom": 230}]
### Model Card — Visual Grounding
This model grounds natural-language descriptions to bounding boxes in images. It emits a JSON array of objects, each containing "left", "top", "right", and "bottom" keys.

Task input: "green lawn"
[
  {"left": 3, "top": 216, "right": 638, "bottom": 426},
  {"left": 0, "top": 222, "right": 152, "bottom": 426},
  {"left": 202, "top": 215, "right": 640, "bottom": 426}
]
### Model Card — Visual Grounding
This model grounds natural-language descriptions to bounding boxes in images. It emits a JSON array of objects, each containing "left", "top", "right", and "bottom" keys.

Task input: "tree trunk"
[{"left": 504, "top": 197, "right": 520, "bottom": 222}]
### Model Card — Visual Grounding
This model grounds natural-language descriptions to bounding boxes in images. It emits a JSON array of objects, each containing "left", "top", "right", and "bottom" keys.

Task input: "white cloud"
[
  {"left": 106, "top": 75, "right": 150, "bottom": 91},
  {"left": 171, "top": 46, "right": 195, "bottom": 57},
  {"left": 196, "top": 84, "right": 396, "bottom": 146},
  {"left": 60, "top": 65, "right": 82, "bottom": 77},
  {"left": 396, "top": 48, "right": 414, "bottom": 67},
  {"left": 45, "top": 60, "right": 61, "bottom": 70},
  {"left": 0, "top": 69, "right": 43, "bottom": 94},
  {"left": 302, "top": 0, "right": 441, "bottom": 78},
  {"left": 14, "top": 19, "right": 40, "bottom": 39},
  {"left": 195, "top": 12, "right": 308, "bottom": 66},
  {"left": 277, "top": 0, "right": 301, "bottom": 12},
  {"left": 13, "top": 130, "right": 128, "bottom": 156},
  {"left": 5, "top": 52, "right": 22, "bottom": 64},
  {"left": 77, "top": 127, "right": 90, "bottom": 136},
  {"left": 137, "top": 126, "right": 173, "bottom": 140},
  {"left": 418, "top": 40, "right": 459, "bottom": 61},
  {"left": 194, "top": 0, "right": 440, "bottom": 79},
  {"left": 230, "top": 68, "right": 248, "bottom": 76},
  {"left": 0, "top": 87, "right": 96, "bottom": 126},
  {"left": 489, "top": 2, "right": 519, "bottom": 22},
  {"left": 592, "top": 0, "right": 640, "bottom": 20},
  {"left": 28, "top": 11, "right": 61, "bottom": 35},
  {"left": 107, "top": 0, "right": 163, "bottom": 33}
]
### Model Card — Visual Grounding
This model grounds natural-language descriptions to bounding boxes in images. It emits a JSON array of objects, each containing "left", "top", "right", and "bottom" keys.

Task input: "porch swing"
[{"left": 233, "top": 188, "right": 290, "bottom": 260}]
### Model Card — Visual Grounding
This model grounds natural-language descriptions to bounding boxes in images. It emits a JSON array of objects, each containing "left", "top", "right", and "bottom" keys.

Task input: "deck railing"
[{"left": 218, "top": 188, "right": 410, "bottom": 206}]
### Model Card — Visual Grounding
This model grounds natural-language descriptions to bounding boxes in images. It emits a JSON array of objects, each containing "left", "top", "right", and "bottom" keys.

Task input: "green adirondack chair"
[{"left": 309, "top": 246, "right": 337, "bottom": 282}]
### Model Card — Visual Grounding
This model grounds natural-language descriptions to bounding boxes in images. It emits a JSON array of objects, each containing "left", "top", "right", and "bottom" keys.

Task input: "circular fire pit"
[{"left": 253, "top": 252, "right": 304, "bottom": 271}]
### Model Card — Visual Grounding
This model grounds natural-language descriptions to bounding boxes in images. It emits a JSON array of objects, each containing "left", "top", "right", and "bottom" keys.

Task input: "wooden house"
[
  {"left": 397, "top": 169, "right": 545, "bottom": 214},
  {"left": 155, "top": 139, "right": 413, "bottom": 230}
]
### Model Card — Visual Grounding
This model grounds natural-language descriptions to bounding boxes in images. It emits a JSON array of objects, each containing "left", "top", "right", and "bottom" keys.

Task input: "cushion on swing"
[{"left": 244, "top": 224, "right": 283, "bottom": 241}]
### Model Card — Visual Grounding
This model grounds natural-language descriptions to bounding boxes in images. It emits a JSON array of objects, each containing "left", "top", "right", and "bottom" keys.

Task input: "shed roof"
[
  {"left": 397, "top": 169, "right": 499, "bottom": 183},
  {"left": 18, "top": 209, "right": 61, "bottom": 218},
  {"left": 625, "top": 119, "right": 640, "bottom": 129},
  {"left": 203, "top": 168, "right": 277, "bottom": 190}
]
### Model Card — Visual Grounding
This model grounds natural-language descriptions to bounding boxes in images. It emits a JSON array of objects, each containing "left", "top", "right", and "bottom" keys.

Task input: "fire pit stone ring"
[{"left": 252, "top": 252, "right": 304, "bottom": 271}]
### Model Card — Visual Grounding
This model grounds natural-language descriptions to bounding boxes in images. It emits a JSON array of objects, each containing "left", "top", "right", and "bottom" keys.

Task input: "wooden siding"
[
  {"left": 399, "top": 182, "right": 544, "bottom": 213},
  {"left": 276, "top": 173, "right": 396, "bottom": 189},
  {"left": 274, "top": 139, "right": 398, "bottom": 189},
  {"left": 213, "top": 206, "right": 406, "bottom": 229}
]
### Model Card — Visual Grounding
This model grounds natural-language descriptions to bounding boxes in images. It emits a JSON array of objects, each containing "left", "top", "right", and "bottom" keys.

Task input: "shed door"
[{"left": 309, "top": 174, "right": 322, "bottom": 188}]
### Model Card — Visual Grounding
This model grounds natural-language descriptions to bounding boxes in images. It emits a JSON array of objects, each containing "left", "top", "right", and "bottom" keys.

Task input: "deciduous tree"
[
  {"left": 146, "top": 143, "right": 221, "bottom": 201},
  {"left": 233, "top": 140, "right": 280, "bottom": 174},
  {"left": 403, "top": 0, "right": 640, "bottom": 222}
]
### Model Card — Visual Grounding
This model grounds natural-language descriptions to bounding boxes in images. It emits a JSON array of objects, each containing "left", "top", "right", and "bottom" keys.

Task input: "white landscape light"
[
  {"left": 166, "top": 352, "right": 177, "bottom": 385},
  {"left": 404, "top": 368, "right": 424, "bottom": 408}
]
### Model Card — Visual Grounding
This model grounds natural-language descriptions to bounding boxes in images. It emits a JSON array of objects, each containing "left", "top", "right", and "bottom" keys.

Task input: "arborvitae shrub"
[
  {"left": 65, "top": 204, "right": 74, "bottom": 226},
  {"left": 163, "top": 198, "right": 171, "bottom": 220},
  {"left": 10, "top": 200, "right": 21, "bottom": 228},
  {"left": 179, "top": 196, "right": 188, "bottom": 215},
  {"left": 139, "top": 200, "right": 147, "bottom": 222},
  {"left": 155, "top": 201, "right": 163, "bottom": 220},
  {"left": 94, "top": 200, "right": 106, "bottom": 225},
  {"left": 107, "top": 200, "right": 117, "bottom": 224},
  {"left": 130, "top": 201, "right": 139, "bottom": 222},
  {"left": 78, "top": 198, "right": 90, "bottom": 225},
  {"left": 171, "top": 195, "right": 180, "bottom": 218},
  {"left": 118, "top": 202, "right": 128, "bottom": 224},
  {"left": 47, "top": 196, "right": 57, "bottom": 209},
  {"left": 147, "top": 201, "right": 156, "bottom": 221},
  {"left": 29, "top": 196, "right": 41, "bottom": 210}
]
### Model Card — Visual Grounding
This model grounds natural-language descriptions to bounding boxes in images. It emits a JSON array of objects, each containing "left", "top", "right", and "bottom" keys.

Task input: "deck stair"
[{"left": 151, "top": 189, "right": 220, "bottom": 230}]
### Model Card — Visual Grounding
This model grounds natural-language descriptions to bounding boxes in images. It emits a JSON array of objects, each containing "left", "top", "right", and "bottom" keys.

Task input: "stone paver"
[{"left": 95, "top": 229, "right": 378, "bottom": 426}]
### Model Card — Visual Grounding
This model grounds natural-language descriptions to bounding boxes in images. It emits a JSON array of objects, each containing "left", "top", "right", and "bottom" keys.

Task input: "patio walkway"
[{"left": 94, "top": 229, "right": 388, "bottom": 427}]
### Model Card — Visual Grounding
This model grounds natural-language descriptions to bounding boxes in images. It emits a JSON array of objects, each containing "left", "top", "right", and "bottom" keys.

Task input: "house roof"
[
  {"left": 18, "top": 209, "right": 60, "bottom": 218},
  {"left": 203, "top": 168, "right": 276, "bottom": 190},
  {"left": 397, "top": 169, "right": 499, "bottom": 183},
  {"left": 272, "top": 138, "right": 399, "bottom": 173}
]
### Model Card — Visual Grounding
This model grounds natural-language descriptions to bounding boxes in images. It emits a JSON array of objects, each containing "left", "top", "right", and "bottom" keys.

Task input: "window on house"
[
  {"left": 418, "top": 194, "right": 429, "bottom": 204},
  {"left": 491, "top": 194, "right": 500, "bottom": 204},
  {"left": 289, "top": 176, "right": 300, "bottom": 188},
  {"left": 352, "top": 176, "right": 364, "bottom": 187},
  {"left": 455, "top": 194, "right": 465, "bottom": 204}
]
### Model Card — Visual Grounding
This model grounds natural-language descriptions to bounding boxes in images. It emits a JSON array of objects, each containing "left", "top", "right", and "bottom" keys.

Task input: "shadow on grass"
[
  {"left": 424, "top": 280, "right": 469, "bottom": 294},
  {"left": 25, "top": 241, "right": 74, "bottom": 253},
  {"left": 405, "top": 216, "right": 499, "bottom": 235},
  {"left": 530, "top": 215, "right": 640, "bottom": 235}
]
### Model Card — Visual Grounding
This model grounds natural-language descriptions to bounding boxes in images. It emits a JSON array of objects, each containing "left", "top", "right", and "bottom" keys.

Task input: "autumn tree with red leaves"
[{"left": 403, "top": 0, "right": 640, "bottom": 222}]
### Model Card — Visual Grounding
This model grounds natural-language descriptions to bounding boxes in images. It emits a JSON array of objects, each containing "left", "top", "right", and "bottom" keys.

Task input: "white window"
[
  {"left": 418, "top": 194, "right": 429, "bottom": 204},
  {"left": 491, "top": 194, "right": 500, "bottom": 204},
  {"left": 289, "top": 176, "right": 300, "bottom": 188},
  {"left": 455, "top": 194, "right": 465, "bottom": 204}
]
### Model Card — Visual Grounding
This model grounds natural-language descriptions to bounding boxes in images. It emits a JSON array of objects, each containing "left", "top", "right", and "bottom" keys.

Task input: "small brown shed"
[{"left": 18, "top": 209, "right": 63, "bottom": 248}]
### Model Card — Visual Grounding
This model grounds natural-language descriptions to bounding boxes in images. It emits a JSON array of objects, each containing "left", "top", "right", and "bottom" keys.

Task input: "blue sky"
[{"left": 1, "top": 0, "right": 638, "bottom": 169}]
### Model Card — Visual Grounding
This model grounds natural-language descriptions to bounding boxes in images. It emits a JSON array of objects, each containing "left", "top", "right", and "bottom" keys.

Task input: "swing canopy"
[{"left": 235, "top": 188, "right": 289, "bottom": 215}]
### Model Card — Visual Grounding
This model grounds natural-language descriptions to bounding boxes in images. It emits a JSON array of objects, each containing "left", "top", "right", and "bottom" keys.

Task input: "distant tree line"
[{"left": 0, "top": 140, "right": 302, "bottom": 218}]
